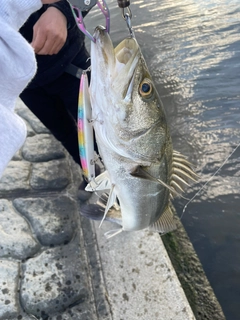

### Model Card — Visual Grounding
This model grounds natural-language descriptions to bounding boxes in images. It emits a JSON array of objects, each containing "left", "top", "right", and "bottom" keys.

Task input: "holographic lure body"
[{"left": 78, "top": 72, "right": 95, "bottom": 181}]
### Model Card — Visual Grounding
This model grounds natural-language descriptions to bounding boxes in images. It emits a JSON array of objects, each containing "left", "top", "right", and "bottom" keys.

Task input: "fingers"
[
  {"left": 31, "top": 28, "right": 46, "bottom": 54},
  {"left": 31, "top": 7, "right": 67, "bottom": 55},
  {"left": 31, "top": 28, "right": 66, "bottom": 55},
  {"left": 38, "top": 39, "right": 65, "bottom": 55},
  {"left": 32, "top": 38, "right": 61, "bottom": 55}
]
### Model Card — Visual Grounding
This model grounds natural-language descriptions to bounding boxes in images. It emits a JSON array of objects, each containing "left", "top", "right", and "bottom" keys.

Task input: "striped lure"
[{"left": 78, "top": 72, "right": 95, "bottom": 181}]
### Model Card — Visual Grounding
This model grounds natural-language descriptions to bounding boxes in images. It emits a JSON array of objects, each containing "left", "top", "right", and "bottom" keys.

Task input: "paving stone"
[
  {"left": 0, "top": 200, "right": 40, "bottom": 260},
  {"left": 13, "top": 196, "right": 77, "bottom": 246},
  {"left": 0, "top": 162, "right": 31, "bottom": 192},
  {"left": 30, "top": 159, "right": 70, "bottom": 190},
  {"left": 20, "top": 234, "right": 90, "bottom": 318},
  {"left": 0, "top": 260, "right": 20, "bottom": 319},
  {"left": 25, "top": 121, "right": 35, "bottom": 137},
  {"left": 16, "top": 100, "right": 50, "bottom": 134},
  {"left": 12, "top": 150, "right": 22, "bottom": 161},
  {"left": 22, "top": 134, "right": 65, "bottom": 162}
]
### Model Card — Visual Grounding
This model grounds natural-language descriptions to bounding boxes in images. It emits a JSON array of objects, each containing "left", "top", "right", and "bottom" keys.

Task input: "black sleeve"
[
  {"left": 46, "top": 0, "right": 76, "bottom": 29},
  {"left": 46, "top": 0, "right": 90, "bottom": 29}
]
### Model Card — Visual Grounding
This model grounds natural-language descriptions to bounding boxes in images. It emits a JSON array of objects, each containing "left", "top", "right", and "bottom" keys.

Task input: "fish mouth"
[
  {"left": 114, "top": 37, "right": 140, "bottom": 99},
  {"left": 92, "top": 27, "right": 140, "bottom": 98}
]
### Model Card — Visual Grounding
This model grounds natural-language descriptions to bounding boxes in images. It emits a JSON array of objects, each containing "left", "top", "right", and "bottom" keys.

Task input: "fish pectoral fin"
[
  {"left": 148, "top": 202, "right": 177, "bottom": 234},
  {"left": 130, "top": 165, "right": 153, "bottom": 180},
  {"left": 86, "top": 170, "right": 111, "bottom": 191},
  {"left": 130, "top": 166, "right": 184, "bottom": 198}
]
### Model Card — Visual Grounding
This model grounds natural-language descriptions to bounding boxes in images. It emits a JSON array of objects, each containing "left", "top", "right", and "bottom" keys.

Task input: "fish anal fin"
[{"left": 148, "top": 203, "right": 177, "bottom": 234}]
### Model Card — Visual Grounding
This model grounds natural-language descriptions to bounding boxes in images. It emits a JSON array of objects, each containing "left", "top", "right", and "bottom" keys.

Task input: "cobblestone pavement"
[{"left": 0, "top": 100, "right": 110, "bottom": 320}]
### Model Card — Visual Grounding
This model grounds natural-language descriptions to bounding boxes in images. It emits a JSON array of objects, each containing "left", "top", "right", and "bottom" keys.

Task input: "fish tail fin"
[{"left": 148, "top": 202, "right": 177, "bottom": 234}]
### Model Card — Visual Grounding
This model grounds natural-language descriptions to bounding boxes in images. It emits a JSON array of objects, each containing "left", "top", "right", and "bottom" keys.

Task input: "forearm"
[
  {"left": 46, "top": 0, "right": 90, "bottom": 29},
  {"left": 46, "top": 0, "right": 77, "bottom": 29}
]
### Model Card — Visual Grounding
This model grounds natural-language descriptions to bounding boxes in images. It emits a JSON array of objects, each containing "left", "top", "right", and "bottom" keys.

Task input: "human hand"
[{"left": 31, "top": 6, "right": 67, "bottom": 55}]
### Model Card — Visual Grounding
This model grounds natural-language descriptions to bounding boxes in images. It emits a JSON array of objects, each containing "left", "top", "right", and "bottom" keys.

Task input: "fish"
[{"left": 81, "top": 25, "right": 198, "bottom": 236}]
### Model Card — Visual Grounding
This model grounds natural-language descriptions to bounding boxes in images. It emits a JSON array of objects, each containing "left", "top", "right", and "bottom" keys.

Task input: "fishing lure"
[{"left": 78, "top": 72, "right": 95, "bottom": 181}]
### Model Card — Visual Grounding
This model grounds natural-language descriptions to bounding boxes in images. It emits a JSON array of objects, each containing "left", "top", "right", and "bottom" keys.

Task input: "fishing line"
[{"left": 180, "top": 142, "right": 240, "bottom": 220}]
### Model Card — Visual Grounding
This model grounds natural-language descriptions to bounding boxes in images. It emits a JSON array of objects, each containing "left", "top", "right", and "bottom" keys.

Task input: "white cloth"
[{"left": 0, "top": 0, "right": 42, "bottom": 177}]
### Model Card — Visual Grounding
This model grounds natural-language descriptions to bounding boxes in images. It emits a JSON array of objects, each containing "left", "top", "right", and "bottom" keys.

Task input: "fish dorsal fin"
[
  {"left": 148, "top": 202, "right": 177, "bottom": 234},
  {"left": 170, "top": 150, "right": 199, "bottom": 197},
  {"left": 86, "top": 170, "right": 111, "bottom": 191}
]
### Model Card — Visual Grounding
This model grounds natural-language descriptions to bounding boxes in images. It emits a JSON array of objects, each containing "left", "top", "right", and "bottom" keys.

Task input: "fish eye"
[{"left": 139, "top": 78, "right": 153, "bottom": 99}]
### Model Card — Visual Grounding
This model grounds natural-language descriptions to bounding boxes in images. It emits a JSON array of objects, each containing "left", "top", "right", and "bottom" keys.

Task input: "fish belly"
[{"left": 99, "top": 144, "right": 169, "bottom": 231}]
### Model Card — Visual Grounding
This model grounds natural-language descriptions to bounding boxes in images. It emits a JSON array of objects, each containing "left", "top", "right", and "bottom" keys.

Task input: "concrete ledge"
[
  {"left": 162, "top": 217, "right": 225, "bottom": 320},
  {"left": 93, "top": 220, "right": 196, "bottom": 320}
]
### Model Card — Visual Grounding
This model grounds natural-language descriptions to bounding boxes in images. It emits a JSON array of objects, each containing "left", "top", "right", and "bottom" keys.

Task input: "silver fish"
[{"left": 82, "top": 26, "right": 197, "bottom": 235}]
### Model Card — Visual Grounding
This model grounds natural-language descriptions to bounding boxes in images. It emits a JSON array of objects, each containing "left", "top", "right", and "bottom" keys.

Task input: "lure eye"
[{"left": 139, "top": 78, "right": 153, "bottom": 99}]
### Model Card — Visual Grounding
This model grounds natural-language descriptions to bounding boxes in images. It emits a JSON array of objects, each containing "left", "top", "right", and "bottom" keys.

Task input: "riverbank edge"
[{"left": 162, "top": 215, "right": 226, "bottom": 320}]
